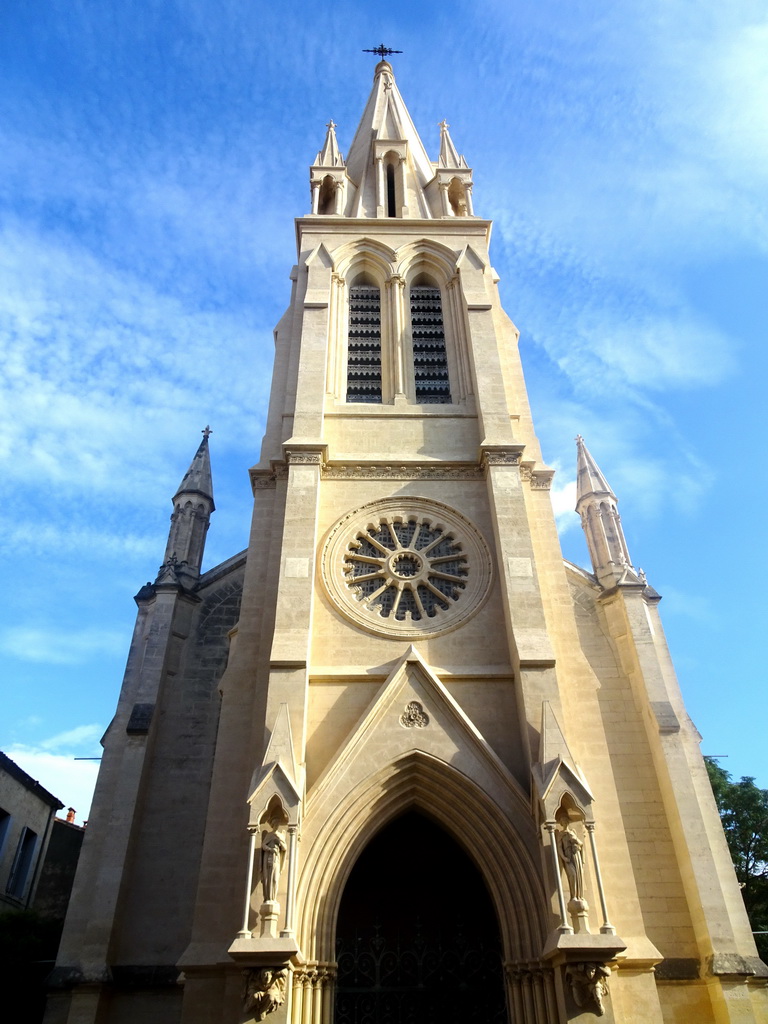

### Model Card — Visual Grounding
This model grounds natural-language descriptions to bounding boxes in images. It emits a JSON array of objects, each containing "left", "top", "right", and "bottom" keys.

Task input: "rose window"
[
  {"left": 322, "top": 498, "right": 493, "bottom": 639},
  {"left": 343, "top": 517, "right": 468, "bottom": 622}
]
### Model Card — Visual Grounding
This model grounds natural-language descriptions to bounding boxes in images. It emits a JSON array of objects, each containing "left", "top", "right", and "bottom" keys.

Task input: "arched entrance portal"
[{"left": 334, "top": 811, "right": 508, "bottom": 1023}]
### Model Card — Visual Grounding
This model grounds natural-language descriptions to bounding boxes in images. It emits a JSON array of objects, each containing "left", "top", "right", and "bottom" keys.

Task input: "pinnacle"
[
  {"left": 438, "top": 119, "right": 466, "bottom": 169},
  {"left": 575, "top": 435, "right": 615, "bottom": 506},
  {"left": 174, "top": 426, "right": 215, "bottom": 508},
  {"left": 314, "top": 119, "right": 344, "bottom": 167}
]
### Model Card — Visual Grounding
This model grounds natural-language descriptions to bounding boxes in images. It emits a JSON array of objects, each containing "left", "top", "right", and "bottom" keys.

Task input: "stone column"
[
  {"left": 237, "top": 827, "right": 258, "bottom": 938},
  {"left": 375, "top": 157, "right": 385, "bottom": 217},
  {"left": 388, "top": 274, "right": 406, "bottom": 401},
  {"left": 280, "top": 825, "right": 299, "bottom": 939},
  {"left": 397, "top": 155, "right": 408, "bottom": 216},
  {"left": 439, "top": 180, "right": 451, "bottom": 216},
  {"left": 586, "top": 822, "right": 616, "bottom": 935},
  {"left": 333, "top": 179, "right": 344, "bottom": 215}
]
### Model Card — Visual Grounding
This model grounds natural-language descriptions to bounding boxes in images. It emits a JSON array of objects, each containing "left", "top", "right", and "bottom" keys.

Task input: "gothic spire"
[
  {"left": 156, "top": 428, "right": 215, "bottom": 588},
  {"left": 342, "top": 60, "right": 436, "bottom": 218},
  {"left": 575, "top": 433, "right": 614, "bottom": 504},
  {"left": 574, "top": 436, "right": 641, "bottom": 588},
  {"left": 309, "top": 62, "right": 475, "bottom": 219},
  {"left": 174, "top": 425, "right": 215, "bottom": 507}
]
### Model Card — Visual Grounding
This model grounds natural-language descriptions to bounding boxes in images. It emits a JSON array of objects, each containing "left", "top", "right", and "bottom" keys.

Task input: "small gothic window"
[
  {"left": 318, "top": 175, "right": 336, "bottom": 215},
  {"left": 448, "top": 177, "right": 468, "bottom": 216},
  {"left": 386, "top": 163, "right": 396, "bottom": 217},
  {"left": 347, "top": 285, "right": 382, "bottom": 403},
  {"left": 410, "top": 286, "right": 451, "bottom": 404}
]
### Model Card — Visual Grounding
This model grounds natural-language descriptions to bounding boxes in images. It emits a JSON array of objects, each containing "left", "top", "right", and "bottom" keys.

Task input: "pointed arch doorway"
[{"left": 334, "top": 810, "right": 508, "bottom": 1023}]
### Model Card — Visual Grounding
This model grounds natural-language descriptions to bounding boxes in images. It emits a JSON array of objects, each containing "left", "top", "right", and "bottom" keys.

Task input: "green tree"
[{"left": 705, "top": 758, "right": 768, "bottom": 961}]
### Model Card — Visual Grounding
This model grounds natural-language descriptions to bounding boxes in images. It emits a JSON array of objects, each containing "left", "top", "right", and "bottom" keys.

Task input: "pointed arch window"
[
  {"left": 318, "top": 175, "right": 336, "bottom": 215},
  {"left": 385, "top": 164, "right": 397, "bottom": 217},
  {"left": 410, "top": 286, "right": 451, "bottom": 403},
  {"left": 346, "top": 284, "right": 382, "bottom": 403}
]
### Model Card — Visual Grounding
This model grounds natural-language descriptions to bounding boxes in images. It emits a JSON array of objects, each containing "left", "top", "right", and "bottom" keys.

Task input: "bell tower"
[{"left": 49, "top": 59, "right": 767, "bottom": 1024}]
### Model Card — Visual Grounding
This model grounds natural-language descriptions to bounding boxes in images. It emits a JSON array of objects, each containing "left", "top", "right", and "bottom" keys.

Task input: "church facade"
[{"left": 47, "top": 61, "right": 766, "bottom": 1024}]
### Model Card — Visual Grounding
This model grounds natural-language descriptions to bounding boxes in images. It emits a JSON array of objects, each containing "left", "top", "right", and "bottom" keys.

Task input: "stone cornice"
[{"left": 322, "top": 461, "right": 483, "bottom": 481}]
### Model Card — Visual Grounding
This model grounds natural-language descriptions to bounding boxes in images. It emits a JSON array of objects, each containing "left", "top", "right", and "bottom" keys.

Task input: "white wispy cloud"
[
  {"left": 0, "top": 626, "right": 127, "bottom": 665},
  {"left": 40, "top": 723, "right": 103, "bottom": 751},
  {"left": 4, "top": 745, "right": 100, "bottom": 821},
  {"left": 0, "top": 521, "right": 158, "bottom": 560},
  {"left": 652, "top": 585, "right": 718, "bottom": 627},
  {"left": 550, "top": 475, "right": 579, "bottom": 535}
]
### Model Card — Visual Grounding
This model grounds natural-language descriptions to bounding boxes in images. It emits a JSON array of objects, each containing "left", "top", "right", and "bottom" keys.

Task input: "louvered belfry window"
[
  {"left": 346, "top": 285, "right": 382, "bottom": 403},
  {"left": 410, "top": 286, "right": 451, "bottom": 403}
]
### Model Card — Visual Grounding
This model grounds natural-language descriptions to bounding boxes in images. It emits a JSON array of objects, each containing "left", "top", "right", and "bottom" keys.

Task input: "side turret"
[
  {"left": 575, "top": 435, "right": 643, "bottom": 589},
  {"left": 436, "top": 120, "right": 474, "bottom": 216},
  {"left": 156, "top": 427, "right": 215, "bottom": 588},
  {"left": 310, "top": 120, "right": 347, "bottom": 215}
]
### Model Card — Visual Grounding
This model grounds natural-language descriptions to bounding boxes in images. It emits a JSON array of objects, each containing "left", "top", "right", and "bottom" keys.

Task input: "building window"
[
  {"left": 410, "top": 286, "right": 451, "bottom": 404},
  {"left": 322, "top": 497, "right": 493, "bottom": 640},
  {"left": 346, "top": 285, "right": 382, "bottom": 403},
  {"left": 0, "top": 808, "right": 9, "bottom": 858},
  {"left": 6, "top": 826, "right": 37, "bottom": 899},
  {"left": 318, "top": 174, "right": 336, "bottom": 215},
  {"left": 386, "top": 163, "right": 397, "bottom": 217},
  {"left": 343, "top": 515, "right": 467, "bottom": 622}
]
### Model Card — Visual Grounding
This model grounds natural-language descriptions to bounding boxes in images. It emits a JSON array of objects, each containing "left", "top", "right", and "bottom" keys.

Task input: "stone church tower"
[{"left": 48, "top": 60, "right": 766, "bottom": 1024}]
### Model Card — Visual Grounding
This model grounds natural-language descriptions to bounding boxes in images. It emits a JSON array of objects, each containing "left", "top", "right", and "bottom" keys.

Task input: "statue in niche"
[
  {"left": 243, "top": 967, "right": 288, "bottom": 1021},
  {"left": 566, "top": 962, "right": 610, "bottom": 1016},
  {"left": 259, "top": 821, "right": 287, "bottom": 903},
  {"left": 556, "top": 814, "right": 585, "bottom": 902}
]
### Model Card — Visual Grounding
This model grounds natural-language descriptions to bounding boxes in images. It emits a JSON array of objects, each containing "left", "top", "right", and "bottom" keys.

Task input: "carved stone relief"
[
  {"left": 287, "top": 451, "right": 325, "bottom": 466},
  {"left": 566, "top": 962, "right": 611, "bottom": 1017},
  {"left": 481, "top": 449, "right": 522, "bottom": 467},
  {"left": 259, "top": 824, "right": 287, "bottom": 903},
  {"left": 323, "top": 463, "right": 484, "bottom": 481},
  {"left": 555, "top": 809, "right": 591, "bottom": 932},
  {"left": 400, "top": 700, "right": 429, "bottom": 728},
  {"left": 530, "top": 471, "right": 554, "bottom": 490},
  {"left": 557, "top": 821, "right": 586, "bottom": 903},
  {"left": 242, "top": 967, "right": 289, "bottom": 1021}
]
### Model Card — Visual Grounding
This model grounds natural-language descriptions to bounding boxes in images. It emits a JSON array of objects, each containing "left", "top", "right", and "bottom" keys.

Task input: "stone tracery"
[{"left": 322, "top": 497, "right": 493, "bottom": 639}]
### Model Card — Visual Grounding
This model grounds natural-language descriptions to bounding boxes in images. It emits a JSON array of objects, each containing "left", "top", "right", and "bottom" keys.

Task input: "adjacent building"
[{"left": 0, "top": 751, "right": 63, "bottom": 911}]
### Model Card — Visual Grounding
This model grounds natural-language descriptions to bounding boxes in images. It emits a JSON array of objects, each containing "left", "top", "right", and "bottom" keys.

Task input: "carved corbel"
[
  {"left": 242, "top": 967, "right": 289, "bottom": 1022},
  {"left": 565, "top": 962, "right": 611, "bottom": 1017}
]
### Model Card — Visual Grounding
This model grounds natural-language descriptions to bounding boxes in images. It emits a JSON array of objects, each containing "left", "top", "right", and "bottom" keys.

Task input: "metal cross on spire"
[{"left": 363, "top": 44, "right": 403, "bottom": 59}]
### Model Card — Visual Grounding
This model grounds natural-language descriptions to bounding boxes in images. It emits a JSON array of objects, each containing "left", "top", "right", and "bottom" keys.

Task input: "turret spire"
[
  {"left": 437, "top": 120, "right": 467, "bottom": 169},
  {"left": 314, "top": 120, "right": 344, "bottom": 168},
  {"left": 156, "top": 427, "right": 215, "bottom": 588},
  {"left": 575, "top": 436, "right": 641, "bottom": 588}
]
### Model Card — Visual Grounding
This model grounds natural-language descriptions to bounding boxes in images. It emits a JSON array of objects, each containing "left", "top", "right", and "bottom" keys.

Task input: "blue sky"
[{"left": 1, "top": 1, "right": 766, "bottom": 818}]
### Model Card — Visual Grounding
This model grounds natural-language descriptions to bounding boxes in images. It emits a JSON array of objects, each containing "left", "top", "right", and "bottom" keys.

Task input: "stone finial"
[
  {"left": 314, "top": 119, "right": 345, "bottom": 167},
  {"left": 438, "top": 119, "right": 467, "bottom": 169}
]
